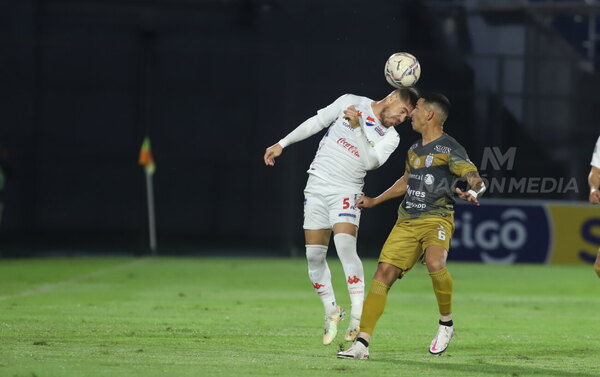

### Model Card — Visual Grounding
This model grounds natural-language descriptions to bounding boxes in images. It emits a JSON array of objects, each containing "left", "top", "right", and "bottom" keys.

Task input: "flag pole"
[
  {"left": 145, "top": 172, "right": 157, "bottom": 255},
  {"left": 139, "top": 136, "right": 157, "bottom": 255}
]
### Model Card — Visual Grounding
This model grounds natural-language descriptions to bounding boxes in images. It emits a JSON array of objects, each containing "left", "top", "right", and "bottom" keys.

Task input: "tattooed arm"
[{"left": 455, "top": 171, "right": 485, "bottom": 206}]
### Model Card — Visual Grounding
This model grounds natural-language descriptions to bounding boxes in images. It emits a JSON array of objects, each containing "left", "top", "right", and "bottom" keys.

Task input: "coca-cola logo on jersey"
[{"left": 337, "top": 138, "right": 360, "bottom": 157}]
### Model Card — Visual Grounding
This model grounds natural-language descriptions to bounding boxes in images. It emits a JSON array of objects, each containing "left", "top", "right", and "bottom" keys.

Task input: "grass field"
[{"left": 1, "top": 257, "right": 599, "bottom": 377}]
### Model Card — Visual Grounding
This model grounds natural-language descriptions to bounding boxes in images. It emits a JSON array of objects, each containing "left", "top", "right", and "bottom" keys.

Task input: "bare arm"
[
  {"left": 466, "top": 171, "right": 485, "bottom": 192},
  {"left": 455, "top": 171, "right": 485, "bottom": 206},
  {"left": 589, "top": 166, "right": 600, "bottom": 204},
  {"left": 357, "top": 174, "right": 408, "bottom": 209}
]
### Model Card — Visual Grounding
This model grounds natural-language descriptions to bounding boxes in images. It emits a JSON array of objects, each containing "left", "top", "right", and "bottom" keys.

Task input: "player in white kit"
[
  {"left": 588, "top": 135, "right": 600, "bottom": 277},
  {"left": 263, "top": 89, "right": 418, "bottom": 345}
]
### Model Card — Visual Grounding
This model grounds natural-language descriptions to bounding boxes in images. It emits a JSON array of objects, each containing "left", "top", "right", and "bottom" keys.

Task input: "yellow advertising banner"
[{"left": 546, "top": 205, "right": 600, "bottom": 264}]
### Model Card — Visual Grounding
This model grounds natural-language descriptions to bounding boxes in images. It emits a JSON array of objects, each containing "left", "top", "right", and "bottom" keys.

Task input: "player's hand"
[
  {"left": 357, "top": 195, "right": 376, "bottom": 209},
  {"left": 590, "top": 190, "right": 600, "bottom": 204},
  {"left": 343, "top": 106, "right": 361, "bottom": 129},
  {"left": 264, "top": 143, "right": 283, "bottom": 166},
  {"left": 455, "top": 187, "right": 480, "bottom": 206}
]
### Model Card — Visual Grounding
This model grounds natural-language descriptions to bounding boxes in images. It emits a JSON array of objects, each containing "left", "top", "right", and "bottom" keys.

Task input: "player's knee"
[
  {"left": 374, "top": 263, "right": 401, "bottom": 285},
  {"left": 306, "top": 245, "right": 327, "bottom": 264},
  {"left": 425, "top": 258, "right": 446, "bottom": 273},
  {"left": 333, "top": 233, "right": 360, "bottom": 264},
  {"left": 333, "top": 233, "right": 357, "bottom": 251}
]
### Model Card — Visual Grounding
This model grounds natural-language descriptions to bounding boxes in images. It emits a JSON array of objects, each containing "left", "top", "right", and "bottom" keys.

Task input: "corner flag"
[
  {"left": 138, "top": 136, "right": 156, "bottom": 175},
  {"left": 139, "top": 136, "right": 157, "bottom": 254}
]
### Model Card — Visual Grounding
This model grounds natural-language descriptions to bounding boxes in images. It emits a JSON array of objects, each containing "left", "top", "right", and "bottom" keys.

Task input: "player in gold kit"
[{"left": 338, "top": 92, "right": 485, "bottom": 359}]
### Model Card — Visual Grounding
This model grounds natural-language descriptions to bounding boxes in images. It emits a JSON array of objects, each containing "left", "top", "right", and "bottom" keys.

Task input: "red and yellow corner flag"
[{"left": 138, "top": 136, "right": 155, "bottom": 175}]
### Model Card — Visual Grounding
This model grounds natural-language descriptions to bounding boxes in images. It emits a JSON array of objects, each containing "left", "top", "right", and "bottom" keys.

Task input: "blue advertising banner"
[{"left": 450, "top": 199, "right": 599, "bottom": 264}]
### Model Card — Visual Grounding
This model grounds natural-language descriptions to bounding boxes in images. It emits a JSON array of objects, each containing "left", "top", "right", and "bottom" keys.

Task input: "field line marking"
[{"left": 0, "top": 258, "right": 152, "bottom": 301}]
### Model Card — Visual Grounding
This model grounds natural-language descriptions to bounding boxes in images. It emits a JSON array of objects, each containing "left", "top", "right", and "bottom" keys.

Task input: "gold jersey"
[{"left": 398, "top": 133, "right": 478, "bottom": 221}]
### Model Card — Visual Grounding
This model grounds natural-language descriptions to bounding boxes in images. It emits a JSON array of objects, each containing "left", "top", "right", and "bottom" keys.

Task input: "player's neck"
[
  {"left": 421, "top": 126, "right": 444, "bottom": 146},
  {"left": 371, "top": 101, "right": 382, "bottom": 120}
]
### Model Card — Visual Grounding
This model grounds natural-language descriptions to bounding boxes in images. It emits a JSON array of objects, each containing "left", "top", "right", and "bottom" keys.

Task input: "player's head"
[
  {"left": 410, "top": 92, "right": 451, "bottom": 132},
  {"left": 379, "top": 88, "right": 419, "bottom": 128}
]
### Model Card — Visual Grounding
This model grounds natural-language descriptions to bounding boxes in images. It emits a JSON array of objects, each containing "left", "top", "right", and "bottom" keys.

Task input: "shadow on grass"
[{"left": 375, "top": 358, "right": 598, "bottom": 377}]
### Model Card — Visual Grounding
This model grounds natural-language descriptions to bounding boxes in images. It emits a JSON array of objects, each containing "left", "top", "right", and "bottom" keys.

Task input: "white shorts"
[{"left": 303, "top": 175, "right": 362, "bottom": 230}]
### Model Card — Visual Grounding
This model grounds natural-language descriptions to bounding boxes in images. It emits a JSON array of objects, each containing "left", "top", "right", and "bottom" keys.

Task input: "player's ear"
[{"left": 426, "top": 109, "right": 435, "bottom": 121}]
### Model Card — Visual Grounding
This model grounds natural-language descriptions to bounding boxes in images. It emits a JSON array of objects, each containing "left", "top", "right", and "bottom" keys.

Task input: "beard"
[{"left": 380, "top": 108, "right": 399, "bottom": 128}]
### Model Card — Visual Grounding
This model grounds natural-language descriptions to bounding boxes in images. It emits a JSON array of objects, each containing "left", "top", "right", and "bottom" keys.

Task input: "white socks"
[
  {"left": 306, "top": 244, "right": 338, "bottom": 316},
  {"left": 333, "top": 233, "right": 364, "bottom": 326},
  {"left": 306, "top": 234, "right": 364, "bottom": 323}
]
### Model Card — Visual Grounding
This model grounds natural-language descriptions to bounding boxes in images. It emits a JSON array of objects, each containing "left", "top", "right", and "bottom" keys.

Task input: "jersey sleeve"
[
  {"left": 449, "top": 145, "right": 478, "bottom": 177},
  {"left": 372, "top": 131, "right": 400, "bottom": 168},
  {"left": 315, "top": 94, "right": 353, "bottom": 125},
  {"left": 350, "top": 120, "right": 399, "bottom": 170},
  {"left": 592, "top": 136, "right": 600, "bottom": 168},
  {"left": 279, "top": 94, "right": 351, "bottom": 148}
]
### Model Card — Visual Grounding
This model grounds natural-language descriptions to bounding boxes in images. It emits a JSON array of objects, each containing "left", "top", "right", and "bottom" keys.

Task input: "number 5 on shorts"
[{"left": 342, "top": 198, "right": 350, "bottom": 209}]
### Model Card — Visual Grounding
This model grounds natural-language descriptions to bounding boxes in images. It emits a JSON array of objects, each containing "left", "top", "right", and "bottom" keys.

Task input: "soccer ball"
[{"left": 384, "top": 52, "right": 421, "bottom": 88}]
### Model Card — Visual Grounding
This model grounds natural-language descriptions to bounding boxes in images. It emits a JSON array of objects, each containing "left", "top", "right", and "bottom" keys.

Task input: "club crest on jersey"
[
  {"left": 425, "top": 155, "right": 434, "bottom": 167},
  {"left": 365, "top": 116, "right": 376, "bottom": 127}
]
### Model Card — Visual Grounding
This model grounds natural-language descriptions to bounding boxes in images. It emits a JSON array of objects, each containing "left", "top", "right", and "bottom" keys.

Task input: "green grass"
[{"left": 0, "top": 257, "right": 599, "bottom": 377}]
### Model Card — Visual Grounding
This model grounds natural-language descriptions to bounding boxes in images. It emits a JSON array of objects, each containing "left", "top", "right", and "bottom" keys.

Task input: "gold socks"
[
  {"left": 359, "top": 280, "right": 390, "bottom": 336},
  {"left": 429, "top": 267, "right": 453, "bottom": 316}
]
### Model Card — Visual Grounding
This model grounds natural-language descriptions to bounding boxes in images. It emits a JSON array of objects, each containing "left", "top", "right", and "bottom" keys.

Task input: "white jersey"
[
  {"left": 279, "top": 94, "right": 400, "bottom": 193},
  {"left": 592, "top": 136, "right": 600, "bottom": 169}
]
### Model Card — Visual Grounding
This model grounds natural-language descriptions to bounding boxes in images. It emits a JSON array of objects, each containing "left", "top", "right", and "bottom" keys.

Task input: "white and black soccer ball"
[{"left": 384, "top": 52, "right": 421, "bottom": 88}]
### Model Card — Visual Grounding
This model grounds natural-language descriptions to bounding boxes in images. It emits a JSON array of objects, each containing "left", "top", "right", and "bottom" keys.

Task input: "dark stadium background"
[{"left": 1, "top": 0, "right": 599, "bottom": 257}]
